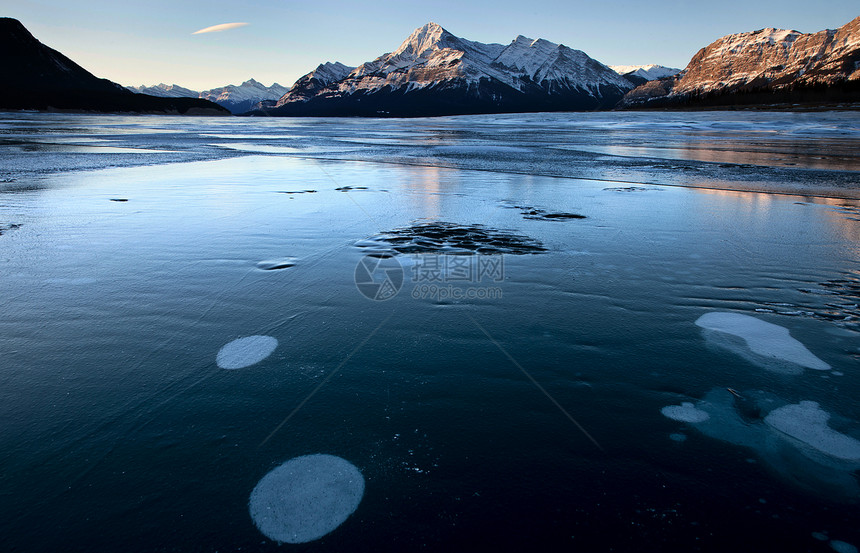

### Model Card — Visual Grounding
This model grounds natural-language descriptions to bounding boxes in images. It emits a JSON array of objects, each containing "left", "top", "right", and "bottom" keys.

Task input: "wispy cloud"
[{"left": 192, "top": 22, "right": 249, "bottom": 35}]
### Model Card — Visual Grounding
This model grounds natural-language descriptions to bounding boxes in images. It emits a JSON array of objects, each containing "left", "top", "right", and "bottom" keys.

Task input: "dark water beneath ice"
[{"left": 1, "top": 112, "right": 859, "bottom": 552}]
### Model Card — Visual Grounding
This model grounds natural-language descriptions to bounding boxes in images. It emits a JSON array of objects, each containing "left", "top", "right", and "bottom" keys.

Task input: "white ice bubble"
[
  {"left": 216, "top": 335, "right": 278, "bottom": 369},
  {"left": 764, "top": 401, "right": 860, "bottom": 462},
  {"left": 695, "top": 312, "right": 830, "bottom": 371},
  {"left": 661, "top": 402, "right": 710, "bottom": 423},
  {"left": 831, "top": 540, "right": 859, "bottom": 553},
  {"left": 249, "top": 454, "right": 365, "bottom": 544},
  {"left": 669, "top": 433, "right": 687, "bottom": 442}
]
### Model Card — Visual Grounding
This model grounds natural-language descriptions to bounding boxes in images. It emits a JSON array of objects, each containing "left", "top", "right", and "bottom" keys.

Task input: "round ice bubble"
[
  {"left": 661, "top": 402, "right": 710, "bottom": 423},
  {"left": 831, "top": 540, "right": 859, "bottom": 553},
  {"left": 764, "top": 401, "right": 860, "bottom": 462},
  {"left": 216, "top": 335, "right": 278, "bottom": 369},
  {"left": 695, "top": 312, "right": 830, "bottom": 371},
  {"left": 250, "top": 454, "right": 365, "bottom": 544}
]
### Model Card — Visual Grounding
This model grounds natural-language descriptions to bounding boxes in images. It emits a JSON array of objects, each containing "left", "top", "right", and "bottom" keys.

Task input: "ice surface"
[
  {"left": 695, "top": 312, "right": 830, "bottom": 371},
  {"left": 249, "top": 454, "right": 365, "bottom": 543},
  {"left": 2, "top": 112, "right": 859, "bottom": 550},
  {"left": 661, "top": 402, "right": 710, "bottom": 423},
  {"left": 764, "top": 401, "right": 860, "bottom": 461},
  {"left": 216, "top": 336, "right": 278, "bottom": 369},
  {"left": 3, "top": 112, "right": 859, "bottom": 198},
  {"left": 256, "top": 258, "right": 297, "bottom": 270},
  {"left": 678, "top": 389, "right": 860, "bottom": 499},
  {"left": 433, "top": 145, "right": 531, "bottom": 155}
]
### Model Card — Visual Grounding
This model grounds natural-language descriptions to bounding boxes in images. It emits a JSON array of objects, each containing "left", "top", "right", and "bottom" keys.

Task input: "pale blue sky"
[{"left": 3, "top": 0, "right": 857, "bottom": 90}]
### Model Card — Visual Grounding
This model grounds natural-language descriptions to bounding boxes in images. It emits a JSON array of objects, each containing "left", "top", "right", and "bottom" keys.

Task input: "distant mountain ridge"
[
  {"left": 259, "top": 22, "right": 634, "bottom": 117},
  {"left": 620, "top": 16, "right": 860, "bottom": 108},
  {"left": 610, "top": 64, "right": 681, "bottom": 81},
  {"left": 128, "top": 83, "right": 199, "bottom": 98},
  {"left": 0, "top": 18, "right": 227, "bottom": 114},
  {"left": 127, "top": 79, "right": 288, "bottom": 113}
]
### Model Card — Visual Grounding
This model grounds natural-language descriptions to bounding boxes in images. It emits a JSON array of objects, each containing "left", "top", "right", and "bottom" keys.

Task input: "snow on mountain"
[
  {"left": 127, "top": 79, "right": 288, "bottom": 113},
  {"left": 309, "top": 62, "right": 355, "bottom": 85},
  {"left": 199, "top": 79, "right": 288, "bottom": 113},
  {"left": 277, "top": 62, "right": 356, "bottom": 104},
  {"left": 620, "top": 16, "right": 860, "bottom": 107},
  {"left": 201, "top": 79, "right": 289, "bottom": 114},
  {"left": 610, "top": 65, "right": 681, "bottom": 81},
  {"left": 675, "top": 18, "right": 860, "bottom": 95},
  {"left": 270, "top": 22, "right": 633, "bottom": 116},
  {"left": 127, "top": 83, "right": 199, "bottom": 98}
]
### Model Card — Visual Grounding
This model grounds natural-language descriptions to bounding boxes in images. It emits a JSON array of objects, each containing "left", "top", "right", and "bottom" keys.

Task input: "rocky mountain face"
[
  {"left": 278, "top": 62, "right": 356, "bottom": 104},
  {"left": 262, "top": 23, "right": 634, "bottom": 117},
  {"left": 0, "top": 18, "right": 227, "bottom": 114},
  {"left": 128, "top": 80, "right": 288, "bottom": 113},
  {"left": 620, "top": 16, "right": 860, "bottom": 108}
]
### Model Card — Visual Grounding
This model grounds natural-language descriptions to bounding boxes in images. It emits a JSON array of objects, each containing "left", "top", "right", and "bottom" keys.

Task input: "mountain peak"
[
  {"left": 419, "top": 22, "right": 446, "bottom": 33},
  {"left": 0, "top": 17, "right": 29, "bottom": 35},
  {"left": 392, "top": 22, "right": 459, "bottom": 58}
]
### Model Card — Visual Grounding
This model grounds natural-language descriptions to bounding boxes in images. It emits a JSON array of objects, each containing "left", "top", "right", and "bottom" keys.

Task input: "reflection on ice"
[
  {"left": 249, "top": 454, "right": 364, "bottom": 544},
  {"left": 696, "top": 312, "right": 830, "bottom": 372}
]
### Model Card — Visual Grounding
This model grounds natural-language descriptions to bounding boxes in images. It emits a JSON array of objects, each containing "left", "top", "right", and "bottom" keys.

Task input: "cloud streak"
[{"left": 192, "top": 22, "right": 249, "bottom": 35}]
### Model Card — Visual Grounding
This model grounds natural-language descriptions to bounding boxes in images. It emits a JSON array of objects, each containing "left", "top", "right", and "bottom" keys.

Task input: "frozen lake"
[{"left": 1, "top": 111, "right": 859, "bottom": 551}]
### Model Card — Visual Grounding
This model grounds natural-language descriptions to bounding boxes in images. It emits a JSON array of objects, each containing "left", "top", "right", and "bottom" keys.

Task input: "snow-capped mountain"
[
  {"left": 127, "top": 79, "right": 288, "bottom": 113},
  {"left": 279, "top": 62, "right": 356, "bottom": 104},
  {"left": 620, "top": 16, "right": 860, "bottom": 108},
  {"left": 127, "top": 83, "right": 199, "bottom": 98},
  {"left": 200, "top": 79, "right": 289, "bottom": 114},
  {"left": 265, "top": 22, "right": 634, "bottom": 117},
  {"left": 610, "top": 64, "right": 681, "bottom": 81}
]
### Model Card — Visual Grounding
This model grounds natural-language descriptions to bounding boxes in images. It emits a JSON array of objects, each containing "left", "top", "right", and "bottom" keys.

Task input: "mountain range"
[
  {"left": 620, "top": 16, "right": 860, "bottom": 108},
  {"left": 2, "top": 17, "right": 858, "bottom": 116},
  {"left": 256, "top": 23, "right": 636, "bottom": 117},
  {"left": 0, "top": 18, "right": 227, "bottom": 115},
  {"left": 128, "top": 80, "right": 289, "bottom": 114},
  {"left": 609, "top": 64, "right": 682, "bottom": 84}
]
